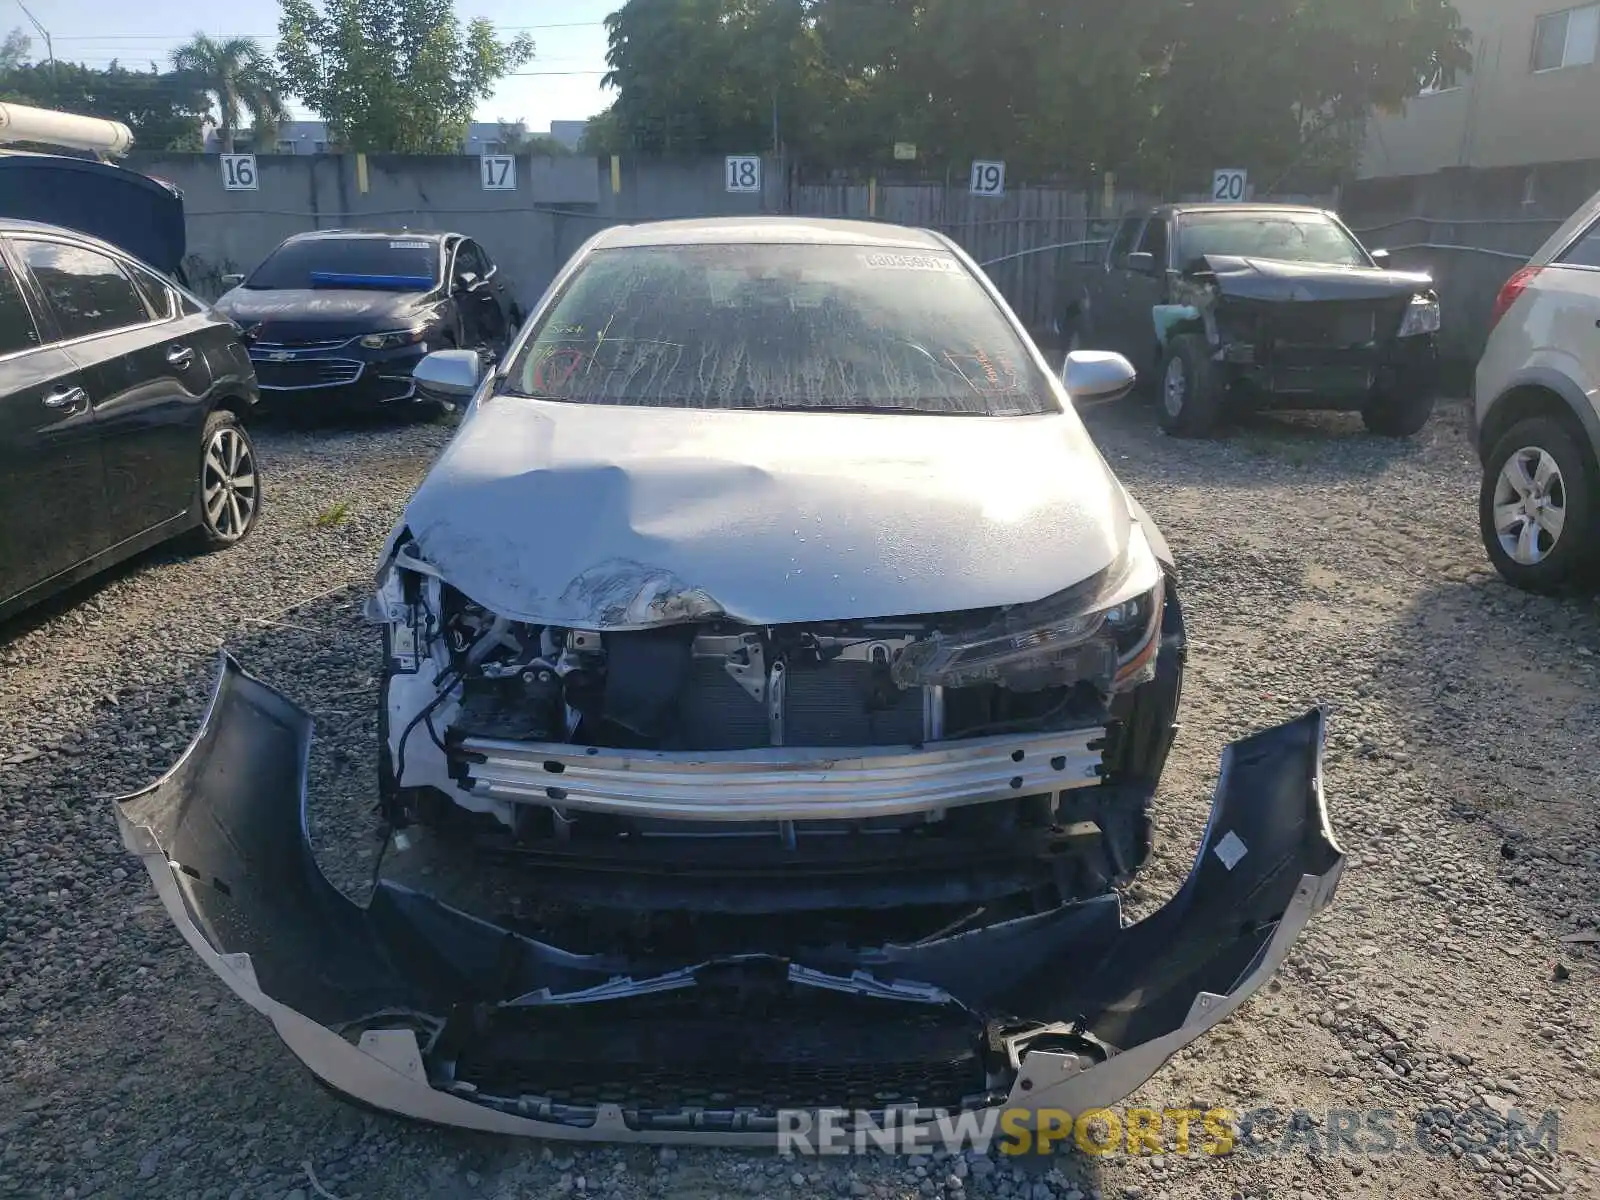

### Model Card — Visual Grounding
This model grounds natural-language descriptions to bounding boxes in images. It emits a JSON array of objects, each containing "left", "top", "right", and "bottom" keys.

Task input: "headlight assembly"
[
  {"left": 891, "top": 525, "right": 1165, "bottom": 693},
  {"left": 1397, "top": 295, "right": 1441, "bottom": 338},
  {"left": 361, "top": 325, "right": 430, "bottom": 350}
]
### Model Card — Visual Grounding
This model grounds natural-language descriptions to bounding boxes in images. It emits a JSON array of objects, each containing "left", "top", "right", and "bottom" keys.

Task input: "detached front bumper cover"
[{"left": 114, "top": 653, "right": 1343, "bottom": 1144}]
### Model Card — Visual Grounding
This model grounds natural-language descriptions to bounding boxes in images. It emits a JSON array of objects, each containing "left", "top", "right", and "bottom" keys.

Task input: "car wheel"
[
  {"left": 191, "top": 409, "right": 260, "bottom": 551},
  {"left": 1479, "top": 416, "right": 1598, "bottom": 594},
  {"left": 1362, "top": 390, "right": 1435, "bottom": 437},
  {"left": 1157, "top": 333, "right": 1224, "bottom": 438}
]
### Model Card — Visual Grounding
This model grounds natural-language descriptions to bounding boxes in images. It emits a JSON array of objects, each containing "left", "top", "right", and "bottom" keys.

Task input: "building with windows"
[
  {"left": 203, "top": 119, "right": 590, "bottom": 156},
  {"left": 1360, "top": 0, "right": 1600, "bottom": 177}
]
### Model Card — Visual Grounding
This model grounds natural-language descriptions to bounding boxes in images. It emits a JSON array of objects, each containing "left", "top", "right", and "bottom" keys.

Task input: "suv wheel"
[
  {"left": 1158, "top": 333, "right": 1225, "bottom": 438},
  {"left": 1479, "top": 416, "right": 1597, "bottom": 593}
]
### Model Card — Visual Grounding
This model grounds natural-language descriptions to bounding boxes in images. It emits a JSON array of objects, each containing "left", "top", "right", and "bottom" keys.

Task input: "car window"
[
  {"left": 1175, "top": 211, "right": 1370, "bottom": 269},
  {"left": 1107, "top": 218, "right": 1143, "bottom": 268},
  {"left": 1557, "top": 218, "right": 1600, "bottom": 269},
  {"left": 245, "top": 237, "right": 440, "bottom": 290},
  {"left": 0, "top": 251, "right": 42, "bottom": 356},
  {"left": 14, "top": 239, "right": 151, "bottom": 340},
  {"left": 127, "top": 263, "right": 174, "bottom": 319},
  {"left": 1136, "top": 218, "right": 1169, "bottom": 269},
  {"left": 505, "top": 243, "right": 1056, "bottom": 416}
]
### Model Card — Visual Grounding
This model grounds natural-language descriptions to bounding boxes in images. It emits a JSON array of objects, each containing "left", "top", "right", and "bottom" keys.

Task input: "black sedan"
[
  {"left": 214, "top": 230, "right": 522, "bottom": 414},
  {"left": 0, "top": 218, "right": 262, "bottom": 624}
]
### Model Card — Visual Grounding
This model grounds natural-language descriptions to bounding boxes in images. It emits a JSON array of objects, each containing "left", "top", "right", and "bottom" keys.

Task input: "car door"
[
  {"left": 0, "top": 237, "right": 108, "bottom": 608},
  {"left": 1092, "top": 216, "right": 1148, "bottom": 360},
  {"left": 450, "top": 238, "right": 511, "bottom": 353},
  {"left": 1124, "top": 215, "right": 1172, "bottom": 374},
  {"left": 13, "top": 236, "right": 211, "bottom": 549}
]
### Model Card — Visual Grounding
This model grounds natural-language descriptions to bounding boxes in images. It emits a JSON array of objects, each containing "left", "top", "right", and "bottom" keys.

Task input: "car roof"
[
  {"left": 0, "top": 216, "right": 144, "bottom": 258},
  {"left": 591, "top": 216, "right": 949, "bottom": 251},
  {"left": 1159, "top": 203, "right": 1333, "bottom": 219},
  {"left": 283, "top": 228, "right": 452, "bottom": 243}
]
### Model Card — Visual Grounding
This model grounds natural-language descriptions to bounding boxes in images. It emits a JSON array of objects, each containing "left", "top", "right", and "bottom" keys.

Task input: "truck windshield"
[
  {"left": 503, "top": 243, "right": 1056, "bottom": 416},
  {"left": 1176, "top": 212, "right": 1370, "bottom": 269}
]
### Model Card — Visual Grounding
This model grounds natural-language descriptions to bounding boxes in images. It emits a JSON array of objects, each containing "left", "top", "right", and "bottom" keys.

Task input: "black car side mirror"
[
  {"left": 1125, "top": 251, "right": 1157, "bottom": 275},
  {"left": 1370, "top": 248, "right": 1391, "bottom": 264},
  {"left": 456, "top": 271, "right": 481, "bottom": 293}
]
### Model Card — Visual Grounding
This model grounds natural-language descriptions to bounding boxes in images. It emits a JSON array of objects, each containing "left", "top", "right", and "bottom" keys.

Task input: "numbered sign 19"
[
  {"left": 1212, "top": 168, "right": 1248, "bottom": 203},
  {"left": 220, "top": 154, "right": 258, "bottom": 191},
  {"left": 725, "top": 155, "right": 762, "bottom": 194},
  {"left": 970, "top": 160, "right": 1006, "bottom": 198},
  {"left": 481, "top": 155, "right": 516, "bottom": 191}
]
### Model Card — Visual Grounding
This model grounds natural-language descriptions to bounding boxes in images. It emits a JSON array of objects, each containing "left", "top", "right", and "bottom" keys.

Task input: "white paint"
[
  {"left": 1214, "top": 830, "right": 1249, "bottom": 871},
  {"left": 480, "top": 155, "right": 516, "bottom": 191},
  {"left": 970, "top": 160, "right": 1006, "bottom": 198},
  {"left": 1212, "top": 168, "right": 1248, "bottom": 203},
  {"left": 725, "top": 155, "right": 762, "bottom": 193},
  {"left": 221, "top": 154, "right": 258, "bottom": 191}
]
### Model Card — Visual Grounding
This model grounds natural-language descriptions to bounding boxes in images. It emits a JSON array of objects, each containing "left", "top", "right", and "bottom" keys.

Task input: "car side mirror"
[
  {"left": 455, "top": 271, "right": 480, "bottom": 293},
  {"left": 1125, "top": 251, "right": 1157, "bottom": 275},
  {"left": 1063, "top": 350, "right": 1137, "bottom": 405},
  {"left": 221, "top": 273, "right": 245, "bottom": 288},
  {"left": 1369, "top": 248, "right": 1391, "bottom": 264},
  {"left": 414, "top": 348, "right": 483, "bottom": 399}
]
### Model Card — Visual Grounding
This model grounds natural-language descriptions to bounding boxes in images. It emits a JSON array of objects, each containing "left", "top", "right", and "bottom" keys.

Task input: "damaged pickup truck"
[
  {"left": 1059, "top": 204, "right": 1441, "bottom": 438},
  {"left": 115, "top": 217, "right": 1343, "bottom": 1144}
]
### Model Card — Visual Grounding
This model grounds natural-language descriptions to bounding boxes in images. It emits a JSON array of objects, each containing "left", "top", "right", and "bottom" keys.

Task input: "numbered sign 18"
[
  {"left": 1212, "top": 168, "right": 1248, "bottom": 203},
  {"left": 481, "top": 155, "right": 516, "bottom": 191},
  {"left": 969, "top": 160, "right": 1006, "bottom": 198},
  {"left": 220, "top": 154, "right": 258, "bottom": 191},
  {"left": 725, "top": 155, "right": 762, "bottom": 194}
]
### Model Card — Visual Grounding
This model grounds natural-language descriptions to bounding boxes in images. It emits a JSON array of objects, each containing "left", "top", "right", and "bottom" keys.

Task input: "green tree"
[
  {"left": 171, "top": 34, "right": 287, "bottom": 153},
  {"left": 276, "top": 0, "right": 534, "bottom": 153},
  {"left": 0, "top": 58, "right": 210, "bottom": 151},
  {"left": 1, "top": 27, "right": 30, "bottom": 71}
]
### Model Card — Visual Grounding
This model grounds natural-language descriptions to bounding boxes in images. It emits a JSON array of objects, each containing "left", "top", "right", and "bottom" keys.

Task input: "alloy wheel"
[
  {"left": 1492, "top": 446, "right": 1566, "bottom": 566},
  {"left": 203, "top": 426, "right": 258, "bottom": 543},
  {"left": 1163, "top": 355, "right": 1187, "bottom": 418}
]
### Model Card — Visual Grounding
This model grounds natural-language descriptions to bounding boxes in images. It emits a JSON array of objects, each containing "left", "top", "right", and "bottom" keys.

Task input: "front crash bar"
[{"left": 113, "top": 653, "right": 1343, "bottom": 1144}]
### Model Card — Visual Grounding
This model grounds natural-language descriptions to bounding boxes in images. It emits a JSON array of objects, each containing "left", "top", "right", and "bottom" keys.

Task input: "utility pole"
[{"left": 16, "top": 1, "right": 54, "bottom": 88}]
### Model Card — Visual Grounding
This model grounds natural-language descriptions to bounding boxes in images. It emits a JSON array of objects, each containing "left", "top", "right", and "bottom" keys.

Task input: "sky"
[{"left": 11, "top": 0, "right": 618, "bottom": 129}]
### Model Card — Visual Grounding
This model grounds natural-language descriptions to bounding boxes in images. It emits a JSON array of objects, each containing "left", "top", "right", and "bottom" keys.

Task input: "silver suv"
[{"left": 1474, "top": 190, "right": 1600, "bottom": 593}]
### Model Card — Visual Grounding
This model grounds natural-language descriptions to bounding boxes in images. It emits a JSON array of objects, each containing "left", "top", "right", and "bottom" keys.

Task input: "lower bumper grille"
[{"left": 252, "top": 356, "right": 364, "bottom": 389}]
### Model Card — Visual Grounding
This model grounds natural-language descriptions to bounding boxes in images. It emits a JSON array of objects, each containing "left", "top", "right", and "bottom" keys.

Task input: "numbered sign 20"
[
  {"left": 725, "top": 155, "right": 762, "bottom": 194},
  {"left": 1212, "top": 168, "right": 1248, "bottom": 203},
  {"left": 481, "top": 155, "right": 516, "bottom": 191},
  {"left": 221, "top": 154, "right": 258, "bottom": 191},
  {"left": 970, "top": 160, "right": 1006, "bottom": 198}
]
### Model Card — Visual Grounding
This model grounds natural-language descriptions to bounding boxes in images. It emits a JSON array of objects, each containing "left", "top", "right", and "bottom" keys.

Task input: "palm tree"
[{"left": 172, "top": 34, "right": 287, "bottom": 153}]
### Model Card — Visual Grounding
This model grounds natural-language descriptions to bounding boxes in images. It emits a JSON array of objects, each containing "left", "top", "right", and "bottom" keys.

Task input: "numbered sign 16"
[
  {"left": 1212, "top": 168, "right": 1248, "bottom": 203},
  {"left": 970, "top": 160, "right": 1006, "bottom": 198},
  {"left": 220, "top": 154, "right": 258, "bottom": 192},
  {"left": 481, "top": 155, "right": 516, "bottom": 191},
  {"left": 725, "top": 155, "right": 762, "bottom": 194}
]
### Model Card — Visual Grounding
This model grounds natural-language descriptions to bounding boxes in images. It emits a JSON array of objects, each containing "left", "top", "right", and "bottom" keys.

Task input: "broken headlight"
[
  {"left": 360, "top": 325, "right": 431, "bottom": 350},
  {"left": 1396, "top": 295, "right": 1441, "bottom": 338},
  {"left": 891, "top": 526, "right": 1164, "bottom": 693}
]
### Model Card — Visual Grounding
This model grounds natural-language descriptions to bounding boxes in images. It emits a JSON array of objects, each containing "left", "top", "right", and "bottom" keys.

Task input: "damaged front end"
[
  {"left": 116, "top": 653, "right": 1340, "bottom": 1141},
  {"left": 1165, "top": 254, "right": 1440, "bottom": 410}
]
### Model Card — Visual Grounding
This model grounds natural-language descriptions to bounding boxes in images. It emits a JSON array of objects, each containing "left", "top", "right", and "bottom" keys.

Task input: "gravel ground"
[{"left": 1, "top": 398, "right": 1597, "bottom": 1200}]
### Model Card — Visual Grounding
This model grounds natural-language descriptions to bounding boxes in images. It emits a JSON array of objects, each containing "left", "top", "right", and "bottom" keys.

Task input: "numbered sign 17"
[
  {"left": 725, "top": 155, "right": 762, "bottom": 193},
  {"left": 481, "top": 155, "right": 516, "bottom": 191},
  {"left": 1212, "top": 168, "right": 1248, "bottom": 203},
  {"left": 969, "top": 160, "right": 1006, "bottom": 198},
  {"left": 220, "top": 154, "right": 258, "bottom": 192}
]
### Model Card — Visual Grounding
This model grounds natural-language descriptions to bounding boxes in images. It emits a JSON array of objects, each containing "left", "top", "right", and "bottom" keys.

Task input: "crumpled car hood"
[
  {"left": 386, "top": 397, "right": 1133, "bottom": 628},
  {"left": 1199, "top": 254, "right": 1434, "bottom": 303}
]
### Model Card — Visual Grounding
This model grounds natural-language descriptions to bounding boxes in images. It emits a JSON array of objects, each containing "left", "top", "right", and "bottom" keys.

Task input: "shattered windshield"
[
  {"left": 503, "top": 243, "right": 1056, "bottom": 415},
  {"left": 1176, "top": 212, "right": 1370, "bottom": 270}
]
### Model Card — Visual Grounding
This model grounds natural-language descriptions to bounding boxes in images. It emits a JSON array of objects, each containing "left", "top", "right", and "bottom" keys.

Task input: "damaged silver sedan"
[{"left": 115, "top": 217, "right": 1343, "bottom": 1143}]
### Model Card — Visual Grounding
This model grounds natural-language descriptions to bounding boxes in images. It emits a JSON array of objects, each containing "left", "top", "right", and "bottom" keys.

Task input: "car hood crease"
[
  {"left": 390, "top": 397, "right": 1133, "bottom": 628},
  {"left": 1198, "top": 254, "right": 1434, "bottom": 303}
]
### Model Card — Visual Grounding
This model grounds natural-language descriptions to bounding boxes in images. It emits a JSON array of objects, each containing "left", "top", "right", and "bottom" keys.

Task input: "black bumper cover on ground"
[{"left": 114, "top": 654, "right": 1343, "bottom": 1143}]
